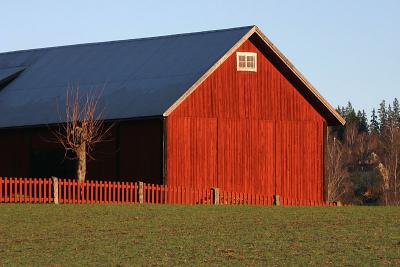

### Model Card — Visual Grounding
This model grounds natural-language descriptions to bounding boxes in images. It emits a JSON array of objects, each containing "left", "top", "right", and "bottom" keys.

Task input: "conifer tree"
[
  {"left": 358, "top": 110, "right": 369, "bottom": 133},
  {"left": 378, "top": 100, "right": 388, "bottom": 131},
  {"left": 370, "top": 108, "right": 379, "bottom": 133},
  {"left": 388, "top": 104, "right": 394, "bottom": 124},
  {"left": 393, "top": 98, "right": 400, "bottom": 126},
  {"left": 344, "top": 102, "right": 358, "bottom": 125}
]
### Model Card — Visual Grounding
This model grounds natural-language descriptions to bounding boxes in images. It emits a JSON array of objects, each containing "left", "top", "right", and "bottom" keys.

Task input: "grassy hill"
[{"left": 0, "top": 205, "right": 399, "bottom": 266}]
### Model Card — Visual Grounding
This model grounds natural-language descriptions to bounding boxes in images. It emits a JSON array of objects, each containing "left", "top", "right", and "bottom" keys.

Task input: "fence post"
[
  {"left": 274, "top": 195, "right": 280, "bottom": 206},
  {"left": 52, "top": 176, "right": 59, "bottom": 204},
  {"left": 138, "top": 182, "right": 144, "bottom": 204},
  {"left": 212, "top": 187, "right": 219, "bottom": 205}
]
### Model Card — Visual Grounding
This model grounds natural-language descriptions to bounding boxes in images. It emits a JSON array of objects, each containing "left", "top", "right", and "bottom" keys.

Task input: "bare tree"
[
  {"left": 326, "top": 134, "right": 347, "bottom": 202},
  {"left": 380, "top": 120, "right": 400, "bottom": 204},
  {"left": 53, "top": 87, "right": 112, "bottom": 182},
  {"left": 344, "top": 122, "right": 358, "bottom": 147}
]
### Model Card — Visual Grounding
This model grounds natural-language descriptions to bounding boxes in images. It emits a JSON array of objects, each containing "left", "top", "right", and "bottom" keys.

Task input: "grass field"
[{"left": 0, "top": 205, "right": 399, "bottom": 266}]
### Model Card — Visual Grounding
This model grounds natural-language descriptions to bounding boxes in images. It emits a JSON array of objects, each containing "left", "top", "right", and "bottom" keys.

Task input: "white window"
[{"left": 236, "top": 52, "right": 257, "bottom": 72}]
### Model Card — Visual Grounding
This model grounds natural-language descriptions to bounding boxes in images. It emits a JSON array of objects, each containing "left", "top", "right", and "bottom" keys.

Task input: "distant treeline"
[{"left": 327, "top": 98, "right": 400, "bottom": 205}]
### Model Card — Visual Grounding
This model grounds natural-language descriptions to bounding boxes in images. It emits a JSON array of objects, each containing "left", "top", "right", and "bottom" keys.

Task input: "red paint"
[{"left": 166, "top": 39, "right": 326, "bottom": 201}]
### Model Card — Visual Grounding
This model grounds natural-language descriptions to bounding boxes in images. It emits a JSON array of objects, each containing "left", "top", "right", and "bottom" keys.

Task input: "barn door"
[
  {"left": 274, "top": 121, "right": 324, "bottom": 201},
  {"left": 166, "top": 117, "right": 217, "bottom": 188},
  {"left": 217, "top": 119, "right": 275, "bottom": 195}
]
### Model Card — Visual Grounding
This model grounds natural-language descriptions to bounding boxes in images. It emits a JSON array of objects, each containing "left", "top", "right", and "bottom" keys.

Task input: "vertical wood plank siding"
[
  {"left": 167, "top": 39, "right": 326, "bottom": 201},
  {"left": 166, "top": 117, "right": 217, "bottom": 188}
]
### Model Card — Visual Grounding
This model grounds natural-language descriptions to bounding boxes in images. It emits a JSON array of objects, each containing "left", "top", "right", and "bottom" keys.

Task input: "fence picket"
[
  {"left": 49, "top": 179, "right": 52, "bottom": 203},
  {"left": 44, "top": 178, "right": 47, "bottom": 203},
  {"left": 9, "top": 178, "right": 12, "bottom": 203},
  {"left": 9, "top": 178, "right": 13, "bottom": 203},
  {"left": 33, "top": 178, "right": 37, "bottom": 203},
  {"left": 99, "top": 181, "right": 104, "bottom": 204},
  {"left": 121, "top": 182, "right": 125, "bottom": 203},
  {"left": 128, "top": 182, "right": 131, "bottom": 203},
  {"left": 66, "top": 179, "right": 70, "bottom": 204},
  {"left": 89, "top": 180, "right": 93, "bottom": 204},
  {"left": 107, "top": 181, "right": 110, "bottom": 203},
  {"left": 5, "top": 178, "right": 8, "bottom": 202},
  {"left": 60, "top": 179, "right": 67, "bottom": 203},
  {"left": 0, "top": 178, "right": 2, "bottom": 203},
  {"left": 105, "top": 181, "right": 108, "bottom": 204},
  {"left": 11, "top": 178, "right": 15, "bottom": 203},
  {"left": 94, "top": 181, "right": 97, "bottom": 204},
  {"left": 39, "top": 179, "right": 43, "bottom": 203},
  {"left": 59, "top": 179, "right": 63, "bottom": 204},
  {"left": 72, "top": 180, "right": 76, "bottom": 204},
  {"left": 15, "top": 178, "right": 19, "bottom": 203},
  {"left": 116, "top": 182, "right": 120, "bottom": 204}
]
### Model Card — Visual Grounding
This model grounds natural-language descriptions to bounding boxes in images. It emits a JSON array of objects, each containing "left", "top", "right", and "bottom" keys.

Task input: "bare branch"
[{"left": 52, "top": 86, "right": 114, "bottom": 181}]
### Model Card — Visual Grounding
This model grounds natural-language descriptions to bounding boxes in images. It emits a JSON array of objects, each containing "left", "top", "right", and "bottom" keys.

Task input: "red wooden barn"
[{"left": 0, "top": 26, "right": 344, "bottom": 202}]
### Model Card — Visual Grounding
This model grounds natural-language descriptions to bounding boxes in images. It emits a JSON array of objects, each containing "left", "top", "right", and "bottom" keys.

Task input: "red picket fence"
[
  {"left": 280, "top": 197, "right": 340, "bottom": 207},
  {"left": 0, "top": 177, "right": 54, "bottom": 203},
  {"left": 219, "top": 189, "right": 274, "bottom": 205},
  {"left": 0, "top": 177, "right": 345, "bottom": 206},
  {"left": 142, "top": 183, "right": 214, "bottom": 204},
  {"left": 57, "top": 179, "right": 138, "bottom": 204},
  {"left": 0, "top": 177, "right": 214, "bottom": 205}
]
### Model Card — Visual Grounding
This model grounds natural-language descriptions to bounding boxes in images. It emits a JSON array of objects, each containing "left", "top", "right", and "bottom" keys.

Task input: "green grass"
[{"left": 0, "top": 205, "right": 399, "bottom": 266}]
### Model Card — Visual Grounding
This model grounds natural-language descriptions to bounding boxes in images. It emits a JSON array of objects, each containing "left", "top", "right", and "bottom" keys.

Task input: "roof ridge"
[{"left": 0, "top": 25, "right": 255, "bottom": 56}]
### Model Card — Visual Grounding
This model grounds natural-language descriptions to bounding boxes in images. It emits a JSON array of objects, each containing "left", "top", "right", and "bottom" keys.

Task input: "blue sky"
[{"left": 1, "top": 0, "right": 399, "bottom": 116}]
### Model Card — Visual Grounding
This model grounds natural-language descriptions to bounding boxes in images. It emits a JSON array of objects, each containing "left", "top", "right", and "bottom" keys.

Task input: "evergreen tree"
[
  {"left": 333, "top": 106, "right": 347, "bottom": 141},
  {"left": 336, "top": 106, "right": 342, "bottom": 116},
  {"left": 387, "top": 104, "right": 394, "bottom": 127},
  {"left": 393, "top": 98, "right": 400, "bottom": 126},
  {"left": 358, "top": 110, "right": 369, "bottom": 133},
  {"left": 345, "top": 102, "right": 353, "bottom": 115},
  {"left": 370, "top": 108, "right": 379, "bottom": 133},
  {"left": 378, "top": 100, "right": 387, "bottom": 131},
  {"left": 344, "top": 102, "right": 358, "bottom": 125}
]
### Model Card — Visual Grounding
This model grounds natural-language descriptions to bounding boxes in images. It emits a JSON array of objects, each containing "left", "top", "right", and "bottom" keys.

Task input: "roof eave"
[{"left": 252, "top": 26, "right": 345, "bottom": 126}]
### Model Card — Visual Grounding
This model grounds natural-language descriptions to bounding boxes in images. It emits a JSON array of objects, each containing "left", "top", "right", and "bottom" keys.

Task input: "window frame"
[{"left": 236, "top": 52, "right": 257, "bottom": 72}]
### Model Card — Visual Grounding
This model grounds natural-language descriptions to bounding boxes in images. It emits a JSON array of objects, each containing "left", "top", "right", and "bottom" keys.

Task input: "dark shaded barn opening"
[
  {"left": 30, "top": 149, "right": 76, "bottom": 178},
  {"left": 0, "top": 118, "right": 164, "bottom": 184}
]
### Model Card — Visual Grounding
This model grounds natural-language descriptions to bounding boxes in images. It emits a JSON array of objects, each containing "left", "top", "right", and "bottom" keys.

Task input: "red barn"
[{"left": 0, "top": 26, "right": 344, "bottom": 202}]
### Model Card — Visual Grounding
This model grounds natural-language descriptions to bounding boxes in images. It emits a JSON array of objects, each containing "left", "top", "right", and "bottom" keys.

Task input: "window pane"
[{"left": 237, "top": 53, "right": 256, "bottom": 71}]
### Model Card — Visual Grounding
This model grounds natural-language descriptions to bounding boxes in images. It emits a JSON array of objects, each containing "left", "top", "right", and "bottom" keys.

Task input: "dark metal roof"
[
  {"left": 0, "top": 26, "right": 253, "bottom": 128},
  {"left": 0, "top": 67, "right": 25, "bottom": 85}
]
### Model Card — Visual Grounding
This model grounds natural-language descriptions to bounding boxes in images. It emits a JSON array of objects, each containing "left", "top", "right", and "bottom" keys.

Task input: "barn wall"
[{"left": 166, "top": 39, "right": 326, "bottom": 201}]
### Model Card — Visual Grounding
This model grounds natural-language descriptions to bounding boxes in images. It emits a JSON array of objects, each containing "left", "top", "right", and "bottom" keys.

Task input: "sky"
[{"left": 1, "top": 0, "right": 399, "bottom": 116}]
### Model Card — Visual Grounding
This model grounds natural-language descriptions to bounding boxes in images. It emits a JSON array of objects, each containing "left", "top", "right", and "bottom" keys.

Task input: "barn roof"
[{"left": 0, "top": 26, "right": 344, "bottom": 128}]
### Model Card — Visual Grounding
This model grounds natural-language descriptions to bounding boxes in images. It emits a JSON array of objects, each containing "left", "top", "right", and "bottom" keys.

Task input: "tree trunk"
[
  {"left": 76, "top": 142, "right": 86, "bottom": 182},
  {"left": 394, "top": 153, "right": 398, "bottom": 197}
]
